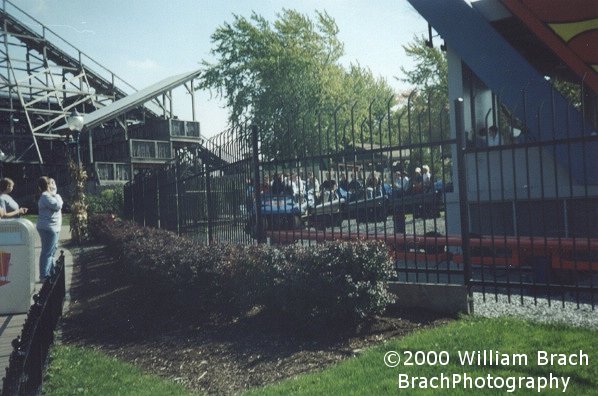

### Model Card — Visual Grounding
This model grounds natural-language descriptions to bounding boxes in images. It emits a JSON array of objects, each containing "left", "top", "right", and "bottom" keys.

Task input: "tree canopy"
[
  {"left": 397, "top": 35, "right": 450, "bottom": 180},
  {"left": 199, "top": 10, "right": 394, "bottom": 159},
  {"left": 400, "top": 35, "right": 448, "bottom": 108}
]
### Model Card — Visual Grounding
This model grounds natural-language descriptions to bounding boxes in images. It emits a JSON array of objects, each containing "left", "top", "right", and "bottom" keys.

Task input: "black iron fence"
[
  {"left": 124, "top": 130, "right": 255, "bottom": 245},
  {"left": 2, "top": 252, "right": 66, "bottom": 396},
  {"left": 124, "top": 92, "right": 598, "bottom": 309}
]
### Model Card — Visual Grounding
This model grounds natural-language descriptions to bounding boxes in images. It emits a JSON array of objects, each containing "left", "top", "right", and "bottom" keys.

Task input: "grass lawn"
[
  {"left": 44, "top": 317, "right": 598, "bottom": 395},
  {"left": 23, "top": 213, "right": 70, "bottom": 227},
  {"left": 44, "top": 345, "right": 193, "bottom": 396},
  {"left": 248, "top": 317, "right": 598, "bottom": 395}
]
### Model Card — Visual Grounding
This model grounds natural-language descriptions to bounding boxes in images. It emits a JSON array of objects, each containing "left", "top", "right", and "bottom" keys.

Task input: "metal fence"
[
  {"left": 124, "top": 130, "right": 255, "bottom": 245},
  {"left": 2, "top": 252, "right": 66, "bottom": 396},
  {"left": 124, "top": 93, "right": 597, "bottom": 309}
]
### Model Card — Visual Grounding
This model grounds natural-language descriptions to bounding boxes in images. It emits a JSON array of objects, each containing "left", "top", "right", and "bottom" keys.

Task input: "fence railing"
[
  {"left": 124, "top": 92, "right": 598, "bottom": 310},
  {"left": 1, "top": 252, "right": 66, "bottom": 396}
]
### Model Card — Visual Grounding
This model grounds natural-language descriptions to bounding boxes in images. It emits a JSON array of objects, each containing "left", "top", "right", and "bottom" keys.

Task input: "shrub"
[
  {"left": 87, "top": 213, "right": 117, "bottom": 243},
  {"left": 262, "top": 240, "right": 396, "bottom": 332},
  {"left": 87, "top": 187, "right": 124, "bottom": 216},
  {"left": 88, "top": 216, "right": 396, "bottom": 332}
]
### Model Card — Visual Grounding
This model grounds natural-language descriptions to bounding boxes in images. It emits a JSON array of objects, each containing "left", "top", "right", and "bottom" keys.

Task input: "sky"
[{"left": 14, "top": 0, "right": 429, "bottom": 138}]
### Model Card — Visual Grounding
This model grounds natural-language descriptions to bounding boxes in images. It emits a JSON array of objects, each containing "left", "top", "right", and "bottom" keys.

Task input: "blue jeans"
[{"left": 38, "top": 228, "right": 59, "bottom": 279}]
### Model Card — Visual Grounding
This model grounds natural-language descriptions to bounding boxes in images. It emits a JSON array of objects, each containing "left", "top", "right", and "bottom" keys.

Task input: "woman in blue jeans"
[{"left": 36, "top": 177, "right": 63, "bottom": 281}]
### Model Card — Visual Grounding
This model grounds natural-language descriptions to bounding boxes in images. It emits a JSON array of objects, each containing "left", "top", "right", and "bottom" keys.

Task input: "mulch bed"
[{"left": 59, "top": 244, "right": 453, "bottom": 395}]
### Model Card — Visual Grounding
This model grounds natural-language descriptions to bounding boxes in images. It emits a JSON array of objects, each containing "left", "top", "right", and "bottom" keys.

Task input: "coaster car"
[
  {"left": 340, "top": 185, "right": 389, "bottom": 223},
  {"left": 259, "top": 193, "right": 310, "bottom": 230},
  {"left": 340, "top": 181, "right": 443, "bottom": 222},
  {"left": 387, "top": 184, "right": 443, "bottom": 219},
  {"left": 305, "top": 189, "right": 346, "bottom": 229}
]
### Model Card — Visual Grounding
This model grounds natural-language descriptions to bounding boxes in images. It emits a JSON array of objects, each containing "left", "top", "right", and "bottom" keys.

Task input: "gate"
[
  {"left": 124, "top": 92, "right": 597, "bottom": 310},
  {"left": 124, "top": 131, "right": 256, "bottom": 245}
]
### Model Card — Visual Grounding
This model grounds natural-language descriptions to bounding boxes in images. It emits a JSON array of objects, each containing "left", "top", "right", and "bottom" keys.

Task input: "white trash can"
[{"left": 0, "top": 219, "right": 36, "bottom": 314}]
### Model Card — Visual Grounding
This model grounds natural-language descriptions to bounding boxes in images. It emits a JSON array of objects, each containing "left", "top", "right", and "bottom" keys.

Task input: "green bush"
[
  {"left": 89, "top": 215, "right": 217, "bottom": 298},
  {"left": 261, "top": 241, "right": 396, "bottom": 332},
  {"left": 88, "top": 215, "right": 396, "bottom": 332},
  {"left": 87, "top": 187, "right": 124, "bottom": 216}
]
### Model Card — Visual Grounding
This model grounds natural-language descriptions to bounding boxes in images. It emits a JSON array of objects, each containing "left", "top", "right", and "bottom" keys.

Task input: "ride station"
[{"left": 252, "top": 0, "right": 598, "bottom": 295}]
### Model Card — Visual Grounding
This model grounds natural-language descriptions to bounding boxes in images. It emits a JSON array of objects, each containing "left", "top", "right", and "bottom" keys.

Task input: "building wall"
[{"left": 445, "top": 46, "right": 598, "bottom": 238}]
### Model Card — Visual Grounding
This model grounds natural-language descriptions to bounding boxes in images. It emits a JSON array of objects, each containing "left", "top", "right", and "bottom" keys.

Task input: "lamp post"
[
  {"left": 66, "top": 109, "right": 85, "bottom": 167},
  {"left": 66, "top": 109, "right": 88, "bottom": 243},
  {"left": 0, "top": 149, "right": 5, "bottom": 179}
]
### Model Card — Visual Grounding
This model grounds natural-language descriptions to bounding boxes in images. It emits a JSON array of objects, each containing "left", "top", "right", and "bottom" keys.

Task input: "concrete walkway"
[{"left": 0, "top": 224, "right": 73, "bottom": 383}]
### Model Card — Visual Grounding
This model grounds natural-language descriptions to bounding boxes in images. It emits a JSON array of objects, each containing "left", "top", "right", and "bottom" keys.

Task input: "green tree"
[
  {"left": 400, "top": 35, "right": 448, "bottom": 103},
  {"left": 400, "top": 35, "right": 448, "bottom": 138},
  {"left": 398, "top": 35, "right": 450, "bottom": 181},
  {"left": 199, "top": 10, "right": 395, "bottom": 159},
  {"left": 341, "top": 64, "right": 396, "bottom": 147}
]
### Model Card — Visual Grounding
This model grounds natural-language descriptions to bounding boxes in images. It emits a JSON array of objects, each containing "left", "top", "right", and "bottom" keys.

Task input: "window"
[
  {"left": 171, "top": 120, "right": 185, "bottom": 136},
  {"left": 115, "top": 164, "right": 130, "bottom": 181},
  {"left": 185, "top": 121, "right": 200, "bottom": 137},
  {"left": 132, "top": 141, "right": 155, "bottom": 158},
  {"left": 157, "top": 142, "right": 172, "bottom": 159},
  {"left": 97, "top": 163, "right": 114, "bottom": 180}
]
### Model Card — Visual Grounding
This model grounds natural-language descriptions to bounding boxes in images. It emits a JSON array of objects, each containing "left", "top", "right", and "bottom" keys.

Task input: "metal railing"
[
  {"left": 124, "top": 91, "right": 598, "bottom": 310},
  {"left": 2, "top": 252, "right": 66, "bottom": 396}
]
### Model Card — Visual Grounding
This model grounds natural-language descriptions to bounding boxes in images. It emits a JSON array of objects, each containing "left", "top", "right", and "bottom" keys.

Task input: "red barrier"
[{"left": 266, "top": 231, "right": 598, "bottom": 271}]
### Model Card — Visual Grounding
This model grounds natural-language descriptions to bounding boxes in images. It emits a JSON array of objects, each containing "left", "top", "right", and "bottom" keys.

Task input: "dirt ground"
[{"left": 59, "top": 244, "right": 453, "bottom": 395}]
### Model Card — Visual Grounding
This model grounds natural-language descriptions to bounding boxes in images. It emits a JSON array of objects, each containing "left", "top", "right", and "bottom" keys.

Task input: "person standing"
[
  {"left": 422, "top": 165, "right": 432, "bottom": 192},
  {"left": 412, "top": 167, "right": 423, "bottom": 193},
  {"left": 401, "top": 172, "right": 411, "bottom": 193},
  {"left": 366, "top": 171, "right": 381, "bottom": 198},
  {"left": 271, "top": 173, "right": 284, "bottom": 195},
  {"left": 36, "top": 176, "right": 63, "bottom": 281},
  {"left": 393, "top": 171, "right": 409, "bottom": 193},
  {"left": 487, "top": 125, "right": 502, "bottom": 147},
  {"left": 0, "top": 177, "right": 28, "bottom": 218},
  {"left": 292, "top": 173, "right": 305, "bottom": 199},
  {"left": 48, "top": 177, "right": 62, "bottom": 230},
  {"left": 338, "top": 173, "right": 349, "bottom": 192},
  {"left": 306, "top": 171, "right": 320, "bottom": 196}
]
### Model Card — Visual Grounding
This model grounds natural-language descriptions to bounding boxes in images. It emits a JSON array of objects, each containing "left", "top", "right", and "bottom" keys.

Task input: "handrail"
[{"left": 1, "top": 0, "right": 136, "bottom": 96}]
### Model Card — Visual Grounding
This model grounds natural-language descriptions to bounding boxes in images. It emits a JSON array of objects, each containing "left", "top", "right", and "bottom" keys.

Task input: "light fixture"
[
  {"left": 66, "top": 109, "right": 85, "bottom": 166},
  {"left": 67, "top": 109, "right": 85, "bottom": 132}
]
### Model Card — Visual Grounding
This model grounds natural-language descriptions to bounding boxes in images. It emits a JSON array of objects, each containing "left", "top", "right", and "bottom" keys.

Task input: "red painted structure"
[
  {"left": 501, "top": 0, "right": 598, "bottom": 94},
  {"left": 267, "top": 231, "right": 598, "bottom": 272}
]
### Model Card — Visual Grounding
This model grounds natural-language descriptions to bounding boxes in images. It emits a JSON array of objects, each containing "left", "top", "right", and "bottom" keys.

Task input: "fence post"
[
  {"left": 174, "top": 162, "right": 181, "bottom": 235},
  {"left": 251, "top": 125, "right": 265, "bottom": 243},
  {"left": 454, "top": 98, "right": 473, "bottom": 313},
  {"left": 141, "top": 174, "right": 146, "bottom": 227},
  {"left": 205, "top": 164, "right": 214, "bottom": 244},
  {"left": 123, "top": 183, "right": 130, "bottom": 220},
  {"left": 128, "top": 183, "right": 134, "bottom": 221},
  {"left": 155, "top": 172, "right": 161, "bottom": 229}
]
